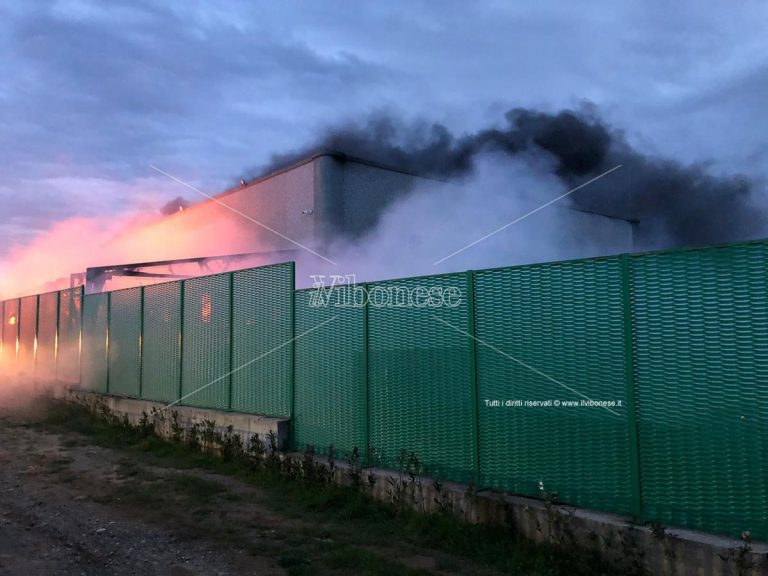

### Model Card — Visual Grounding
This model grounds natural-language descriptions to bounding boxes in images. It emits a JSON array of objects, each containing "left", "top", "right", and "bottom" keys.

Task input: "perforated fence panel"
[
  {"left": 141, "top": 282, "right": 181, "bottom": 404},
  {"left": 57, "top": 288, "right": 82, "bottom": 383},
  {"left": 17, "top": 295, "right": 38, "bottom": 370},
  {"left": 631, "top": 242, "right": 768, "bottom": 539},
  {"left": 293, "top": 286, "right": 366, "bottom": 456},
  {"left": 231, "top": 263, "right": 294, "bottom": 416},
  {"left": 181, "top": 274, "right": 231, "bottom": 409},
  {"left": 107, "top": 287, "right": 142, "bottom": 397},
  {"left": 81, "top": 293, "right": 108, "bottom": 392},
  {"left": 0, "top": 301, "right": 4, "bottom": 362},
  {"left": 475, "top": 258, "right": 635, "bottom": 514},
  {"left": 367, "top": 274, "right": 476, "bottom": 483},
  {"left": 1, "top": 300, "right": 18, "bottom": 365},
  {"left": 3, "top": 299, "right": 19, "bottom": 366},
  {"left": 36, "top": 292, "right": 59, "bottom": 381}
]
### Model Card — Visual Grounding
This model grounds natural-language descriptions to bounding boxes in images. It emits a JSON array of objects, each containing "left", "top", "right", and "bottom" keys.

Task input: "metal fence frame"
[{"left": 1, "top": 241, "right": 766, "bottom": 540}]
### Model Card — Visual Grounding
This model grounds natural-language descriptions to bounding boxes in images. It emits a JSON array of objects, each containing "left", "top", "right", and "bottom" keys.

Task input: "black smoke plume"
[{"left": 256, "top": 106, "right": 767, "bottom": 249}]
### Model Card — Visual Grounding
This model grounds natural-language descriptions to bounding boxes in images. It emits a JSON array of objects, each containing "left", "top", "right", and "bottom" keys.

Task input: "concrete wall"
[{"left": 68, "top": 389, "right": 290, "bottom": 451}]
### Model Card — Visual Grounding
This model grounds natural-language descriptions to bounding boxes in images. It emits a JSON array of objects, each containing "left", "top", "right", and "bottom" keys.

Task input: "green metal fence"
[
  {"left": 181, "top": 273, "right": 232, "bottom": 409},
  {"left": 2, "top": 244, "right": 767, "bottom": 541},
  {"left": 141, "top": 281, "right": 182, "bottom": 404},
  {"left": 81, "top": 292, "right": 109, "bottom": 393},
  {"left": 1, "top": 299, "right": 18, "bottom": 365},
  {"left": 0, "top": 301, "right": 4, "bottom": 362},
  {"left": 367, "top": 273, "right": 477, "bottom": 483},
  {"left": 293, "top": 286, "right": 367, "bottom": 457},
  {"left": 18, "top": 295, "right": 38, "bottom": 370},
  {"left": 36, "top": 291, "right": 59, "bottom": 381},
  {"left": 630, "top": 242, "right": 768, "bottom": 538},
  {"left": 107, "top": 287, "right": 143, "bottom": 398},
  {"left": 57, "top": 287, "right": 82, "bottom": 383},
  {"left": 231, "top": 264, "right": 294, "bottom": 416},
  {"left": 475, "top": 257, "right": 637, "bottom": 514}
]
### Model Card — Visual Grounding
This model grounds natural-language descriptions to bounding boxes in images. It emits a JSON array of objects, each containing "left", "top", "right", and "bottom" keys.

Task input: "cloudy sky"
[{"left": 1, "top": 0, "right": 767, "bottom": 257}]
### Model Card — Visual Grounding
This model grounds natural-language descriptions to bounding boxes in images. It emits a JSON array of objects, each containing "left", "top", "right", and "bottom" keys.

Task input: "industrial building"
[{"left": 84, "top": 150, "right": 635, "bottom": 292}]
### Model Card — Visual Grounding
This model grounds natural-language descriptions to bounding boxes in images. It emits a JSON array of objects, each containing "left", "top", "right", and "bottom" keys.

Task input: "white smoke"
[{"left": 300, "top": 153, "right": 632, "bottom": 286}]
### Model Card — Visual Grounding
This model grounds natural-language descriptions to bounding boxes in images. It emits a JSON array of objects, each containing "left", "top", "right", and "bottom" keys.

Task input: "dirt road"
[{"left": 0, "top": 405, "right": 287, "bottom": 575}]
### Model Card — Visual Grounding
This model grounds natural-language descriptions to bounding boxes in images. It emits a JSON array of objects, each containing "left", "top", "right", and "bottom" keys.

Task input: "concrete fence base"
[{"left": 66, "top": 389, "right": 290, "bottom": 451}]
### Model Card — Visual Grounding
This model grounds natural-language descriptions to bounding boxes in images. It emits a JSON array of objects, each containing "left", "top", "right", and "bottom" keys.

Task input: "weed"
[
  {"left": 266, "top": 430, "right": 280, "bottom": 472},
  {"left": 729, "top": 532, "right": 754, "bottom": 576},
  {"left": 432, "top": 479, "right": 453, "bottom": 516},
  {"left": 201, "top": 419, "right": 218, "bottom": 453},
  {"left": 137, "top": 410, "right": 154, "bottom": 437},
  {"left": 346, "top": 447, "right": 362, "bottom": 489},
  {"left": 220, "top": 425, "right": 244, "bottom": 462},
  {"left": 648, "top": 519, "right": 666, "bottom": 541},
  {"left": 187, "top": 422, "right": 201, "bottom": 452},
  {"left": 170, "top": 411, "right": 184, "bottom": 443},
  {"left": 247, "top": 433, "right": 266, "bottom": 469},
  {"left": 327, "top": 445, "right": 336, "bottom": 480},
  {"left": 302, "top": 445, "right": 318, "bottom": 484}
]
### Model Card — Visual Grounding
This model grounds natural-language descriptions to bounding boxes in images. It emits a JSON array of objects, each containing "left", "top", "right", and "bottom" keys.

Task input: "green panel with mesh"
[
  {"left": 631, "top": 241, "right": 768, "bottom": 539},
  {"left": 367, "top": 273, "right": 476, "bottom": 483},
  {"left": 1, "top": 300, "right": 19, "bottom": 365},
  {"left": 293, "top": 286, "right": 366, "bottom": 456},
  {"left": 181, "top": 274, "right": 231, "bottom": 409},
  {"left": 141, "top": 281, "right": 182, "bottom": 404},
  {"left": 81, "top": 293, "right": 108, "bottom": 393},
  {"left": 107, "top": 287, "right": 142, "bottom": 397},
  {"left": 231, "top": 263, "right": 294, "bottom": 416},
  {"left": 36, "top": 291, "right": 59, "bottom": 381},
  {"left": 57, "top": 288, "right": 82, "bottom": 383},
  {"left": 475, "top": 257, "right": 634, "bottom": 514},
  {"left": 17, "top": 295, "right": 38, "bottom": 371}
]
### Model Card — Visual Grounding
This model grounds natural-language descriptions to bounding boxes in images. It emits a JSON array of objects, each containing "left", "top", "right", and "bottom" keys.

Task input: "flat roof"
[{"left": 157, "top": 150, "right": 429, "bottom": 222}]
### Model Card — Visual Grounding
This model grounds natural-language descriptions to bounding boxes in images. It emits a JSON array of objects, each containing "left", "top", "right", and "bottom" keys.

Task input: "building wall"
[
  {"left": 96, "top": 153, "right": 636, "bottom": 288},
  {"left": 317, "top": 156, "right": 424, "bottom": 240},
  {"left": 115, "top": 160, "right": 317, "bottom": 262}
]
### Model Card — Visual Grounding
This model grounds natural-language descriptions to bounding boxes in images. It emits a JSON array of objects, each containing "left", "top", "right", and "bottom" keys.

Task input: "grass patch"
[{"left": 40, "top": 398, "right": 621, "bottom": 576}]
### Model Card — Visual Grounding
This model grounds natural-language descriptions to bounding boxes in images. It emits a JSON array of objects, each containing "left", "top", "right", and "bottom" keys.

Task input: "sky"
[{"left": 1, "top": 0, "right": 767, "bottom": 260}]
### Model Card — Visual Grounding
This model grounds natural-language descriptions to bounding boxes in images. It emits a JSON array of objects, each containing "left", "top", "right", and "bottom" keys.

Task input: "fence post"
[
  {"left": 288, "top": 269, "right": 297, "bottom": 450},
  {"left": 178, "top": 280, "right": 185, "bottom": 406},
  {"left": 620, "top": 253, "right": 643, "bottom": 518},
  {"left": 228, "top": 272, "right": 235, "bottom": 412},
  {"left": 106, "top": 291, "right": 111, "bottom": 394},
  {"left": 289, "top": 262, "right": 296, "bottom": 421},
  {"left": 15, "top": 298, "right": 21, "bottom": 363},
  {"left": 33, "top": 295, "right": 40, "bottom": 383},
  {"left": 138, "top": 286, "right": 145, "bottom": 399},
  {"left": 78, "top": 292, "right": 84, "bottom": 389},
  {"left": 466, "top": 270, "right": 481, "bottom": 487},
  {"left": 362, "top": 284, "right": 370, "bottom": 466},
  {"left": 54, "top": 291, "right": 61, "bottom": 381}
]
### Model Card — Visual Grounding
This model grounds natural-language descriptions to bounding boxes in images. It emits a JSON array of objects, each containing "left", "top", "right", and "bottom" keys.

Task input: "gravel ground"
[{"left": 0, "top": 399, "right": 285, "bottom": 576}]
